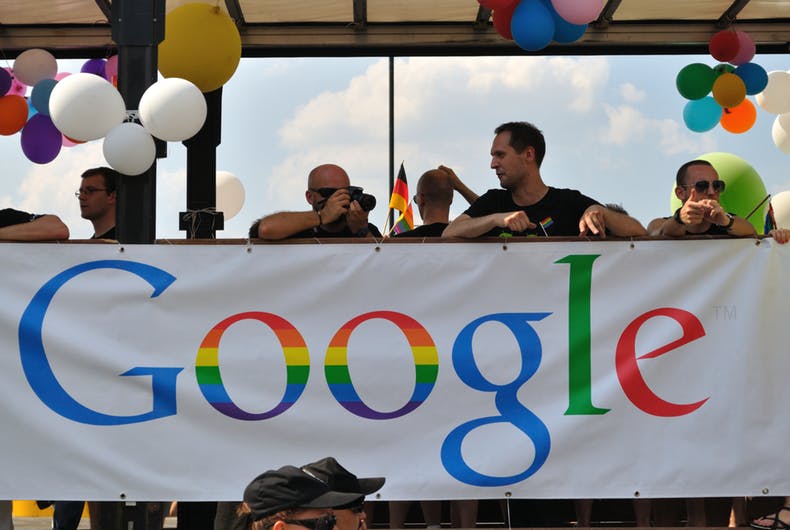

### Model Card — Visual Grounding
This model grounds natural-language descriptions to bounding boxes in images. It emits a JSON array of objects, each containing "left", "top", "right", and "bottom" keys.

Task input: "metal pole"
[
  {"left": 112, "top": 0, "right": 165, "bottom": 244},
  {"left": 388, "top": 55, "right": 395, "bottom": 231}
]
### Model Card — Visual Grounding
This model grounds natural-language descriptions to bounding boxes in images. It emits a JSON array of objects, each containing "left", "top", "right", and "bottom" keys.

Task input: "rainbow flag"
[{"left": 388, "top": 163, "right": 414, "bottom": 235}]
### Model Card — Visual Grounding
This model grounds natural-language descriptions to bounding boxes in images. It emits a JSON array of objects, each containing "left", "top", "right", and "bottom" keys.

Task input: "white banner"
[{"left": 0, "top": 239, "right": 788, "bottom": 501}]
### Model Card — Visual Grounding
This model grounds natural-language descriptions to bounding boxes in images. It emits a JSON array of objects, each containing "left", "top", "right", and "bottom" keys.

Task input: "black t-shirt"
[
  {"left": 0, "top": 208, "right": 38, "bottom": 228},
  {"left": 394, "top": 222, "right": 448, "bottom": 238},
  {"left": 93, "top": 227, "right": 117, "bottom": 239},
  {"left": 288, "top": 222, "right": 382, "bottom": 239},
  {"left": 463, "top": 187, "right": 599, "bottom": 237}
]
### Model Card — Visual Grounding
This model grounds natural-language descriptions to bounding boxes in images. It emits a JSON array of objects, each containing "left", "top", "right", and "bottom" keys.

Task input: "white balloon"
[
  {"left": 216, "top": 170, "right": 245, "bottom": 220},
  {"left": 755, "top": 71, "right": 790, "bottom": 115},
  {"left": 13, "top": 49, "right": 57, "bottom": 86},
  {"left": 102, "top": 122, "right": 156, "bottom": 176},
  {"left": 49, "top": 73, "right": 126, "bottom": 141},
  {"left": 139, "top": 77, "right": 207, "bottom": 141},
  {"left": 771, "top": 191, "right": 790, "bottom": 230},
  {"left": 771, "top": 114, "right": 790, "bottom": 154}
]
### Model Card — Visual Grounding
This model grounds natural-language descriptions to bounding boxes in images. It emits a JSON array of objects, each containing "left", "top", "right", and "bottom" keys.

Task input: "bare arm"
[
  {"left": 648, "top": 216, "right": 685, "bottom": 237},
  {"left": 442, "top": 211, "right": 536, "bottom": 238},
  {"left": 255, "top": 210, "right": 322, "bottom": 240},
  {"left": 579, "top": 205, "right": 646, "bottom": 237},
  {"left": 438, "top": 165, "right": 479, "bottom": 205},
  {"left": 0, "top": 215, "right": 69, "bottom": 241}
]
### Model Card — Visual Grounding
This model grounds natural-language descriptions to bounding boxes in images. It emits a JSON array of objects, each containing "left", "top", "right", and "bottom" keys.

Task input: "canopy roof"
[{"left": 1, "top": 0, "right": 789, "bottom": 58}]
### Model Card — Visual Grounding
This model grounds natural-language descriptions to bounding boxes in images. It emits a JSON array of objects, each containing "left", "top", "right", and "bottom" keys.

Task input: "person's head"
[
  {"left": 301, "top": 457, "right": 385, "bottom": 530},
  {"left": 241, "top": 465, "right": 363, "bottom": 530},
  {"left": 413, "top": 169, "right": 453, "bottom": 220},
  {"left": 491, "top": 122, "right": 545, "bottom": 190},
  {"left": 77, "top": 167, "right": 118, "bottom": 223},
  {"left": 305, "top": 164, "right": 351, "bottom": 211},
  {"left": 675, "top": 160, "right": 725, "bottom": 204}
]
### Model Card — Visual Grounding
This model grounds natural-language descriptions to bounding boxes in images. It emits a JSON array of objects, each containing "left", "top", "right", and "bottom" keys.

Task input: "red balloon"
[
  {"left": 0, "top": 95, "right": 29, "bottom": 135},
  {"left": 479, "top": 0, "right": 518, "bottom": 9},
  {"left": 709, "top": 30, "right": 739, "bottom": 62},
  {"left": 492, "top": 2, "right": 518, "bottom": 40}
]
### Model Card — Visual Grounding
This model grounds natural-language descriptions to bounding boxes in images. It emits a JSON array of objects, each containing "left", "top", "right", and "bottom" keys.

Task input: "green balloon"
[
  {"left": 676, "top": 63, "right": 716, "bottom": 100},
  {"left": 669, "top": 152, "right": 768, "bottom": 234}
]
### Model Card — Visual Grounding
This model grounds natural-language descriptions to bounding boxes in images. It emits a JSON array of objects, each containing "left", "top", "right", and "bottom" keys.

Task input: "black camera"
[{"left": 348, "top": 186, "right": 376, "bottom": 212}]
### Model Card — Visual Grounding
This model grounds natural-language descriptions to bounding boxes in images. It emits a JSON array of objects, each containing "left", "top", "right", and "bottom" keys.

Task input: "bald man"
[{"left": 250, "top": 163, "right": 381, "bottom": 240}]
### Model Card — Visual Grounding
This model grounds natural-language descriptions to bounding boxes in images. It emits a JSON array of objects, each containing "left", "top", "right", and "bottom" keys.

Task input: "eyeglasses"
[
  {"left": 75, "top": 187, "right": 108, "bottom": 197},
  {"left": 682, "top": 180, "right": 726, "bottom": 193},
  {"left": 309, "top": 186, "right": 363, "bottom": 199},
  {"left": 283, "top": 514, "right": 336, "bottom": 530}
]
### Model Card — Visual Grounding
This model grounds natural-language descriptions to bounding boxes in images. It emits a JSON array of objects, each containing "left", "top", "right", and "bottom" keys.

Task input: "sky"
[{"left": 1, "top": 53, "right": 789, "bottom": 239}]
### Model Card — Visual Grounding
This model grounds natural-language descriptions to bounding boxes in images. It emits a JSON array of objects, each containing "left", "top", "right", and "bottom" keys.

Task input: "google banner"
[{"left": 0, "top": 239, "right": 787, "bottom": 501}]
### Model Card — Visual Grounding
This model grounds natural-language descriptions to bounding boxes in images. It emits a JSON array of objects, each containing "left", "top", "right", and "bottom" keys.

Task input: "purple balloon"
[
  {"left": 21, "top": 114, "right": 62, "bottom": 164},
  {"left": 0, "top": 68, "right": 11, "bottom": 97},
  {"left": 81, "top": 58, "right": 107, "bottom": 78}
]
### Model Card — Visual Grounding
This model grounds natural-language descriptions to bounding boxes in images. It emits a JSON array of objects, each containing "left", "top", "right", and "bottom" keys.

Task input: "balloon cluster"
[
  {"left": 677, "top": 30, "right": 767, "bottom": 134},
  {"left": 482, "top": 0, "right": 602, "bottom": 52},
  {"left": 0, "top": 48, "right": 208, "bottom": 174}
]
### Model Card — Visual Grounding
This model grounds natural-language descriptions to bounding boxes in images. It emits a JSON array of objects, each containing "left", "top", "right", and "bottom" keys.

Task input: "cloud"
[
  {"left": 621, "top": 82, "right": 646, "bottom": 103},
  {"left": 600, "top": 103, "right": 717, "bottom": 155}
]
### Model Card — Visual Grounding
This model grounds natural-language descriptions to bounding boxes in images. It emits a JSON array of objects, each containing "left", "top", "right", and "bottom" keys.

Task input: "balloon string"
[{"left": 181, "top": 208, "right": 220, "bottom": 238}]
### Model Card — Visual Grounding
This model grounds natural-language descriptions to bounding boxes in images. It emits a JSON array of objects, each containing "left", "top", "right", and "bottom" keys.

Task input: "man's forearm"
[
  {"left": 256, "top": 210, "right": 320, "bottom": 240},
  {"left": 442, "top": 214, "right": 496, "bottom": 238},
  {"left": 0, "top": 215, "right": 69, "bottom": 241},
  {"left": 604, "top": 210, "right": 647, "bottom": 236}
]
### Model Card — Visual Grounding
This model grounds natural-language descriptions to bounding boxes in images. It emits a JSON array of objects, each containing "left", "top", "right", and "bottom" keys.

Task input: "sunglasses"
[
  {"left": 683, "top": 180, "right": 726, "bottom": 193},
  {"left": 283, "top": 514, "right": 336, "bottom": 530},
  {"left": 310, "top": 186, "right": 363, "bottom": 199}
]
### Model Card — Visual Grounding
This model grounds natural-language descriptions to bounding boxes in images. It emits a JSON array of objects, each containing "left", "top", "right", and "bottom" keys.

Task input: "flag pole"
[{"left": 387, "top": 55, "right": 395, "bottom": 232}]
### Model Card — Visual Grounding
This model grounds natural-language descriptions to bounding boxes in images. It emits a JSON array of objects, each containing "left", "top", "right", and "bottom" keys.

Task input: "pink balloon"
[
  {"left": 730, "top": 31, "right": 756, "bottom": 66},
  {"left": 4, "top": 67, "right": 27, "bottom": 96},
  {"left": 105, "top": 55, "right": 118, "bottom": 84},
  {"left": 54, "top": 71, "right": 72, "bottom": 81},
  {"left": 550, "top": 0, "right": 602, "bottom": 25}
]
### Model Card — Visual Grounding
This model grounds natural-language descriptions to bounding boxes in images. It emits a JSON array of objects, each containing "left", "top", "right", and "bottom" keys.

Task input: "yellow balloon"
[
  {"left": 159, "top": 3, "right": 241, "bottom": 93},
  {"left": 712, "top": 73, "right": 746, "bottom": 109}
]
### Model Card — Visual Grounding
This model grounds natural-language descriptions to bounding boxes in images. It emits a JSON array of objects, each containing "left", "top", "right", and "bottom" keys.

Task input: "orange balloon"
[
  {"left": 0, "top": 95, "right": 29, "bottom": 135},
  {"left": 712, "top": 73, "right": 746, "bottom": 108},
  {"left": 721, "top": 98, "right": 757, "bottom": 134}
]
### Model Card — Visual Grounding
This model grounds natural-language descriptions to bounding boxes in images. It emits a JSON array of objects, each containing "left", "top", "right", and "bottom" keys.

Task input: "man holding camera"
[{"left": 250, "top": 163, "right": 381, "bottom": 240}]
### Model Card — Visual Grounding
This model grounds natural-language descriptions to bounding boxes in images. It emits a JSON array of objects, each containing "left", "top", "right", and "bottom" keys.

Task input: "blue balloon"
[
  {"left": 511, "top": 0, "right": 555, "bottom": 52},
  {"left": 541, "top": 0, "right": 587, "bottom": 43},
  {"left": 734, "top": 62, "right": 768, "bottom": 95},
  {"left": 0, "top": 68, "right": 11, "bottom": 97},
  {"left": 30, "top": 78, "right": 57, "bottom": 116},
  {"left": 683, "top": 97, "right": 722, "bottom": 133}
]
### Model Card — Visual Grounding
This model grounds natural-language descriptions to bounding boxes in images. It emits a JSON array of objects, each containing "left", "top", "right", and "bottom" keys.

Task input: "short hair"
[
  {"left": 675, "top": 160, "right": 714, "bottom": 187},
  {"left": 417, "top": 170, "right": 453, "bottom": 206},
  {"left": 494, "top": 121, "right": 546, "bottom": 167},
  {"left": 81, "top": 166, "right": 119, "bottom": 194}
]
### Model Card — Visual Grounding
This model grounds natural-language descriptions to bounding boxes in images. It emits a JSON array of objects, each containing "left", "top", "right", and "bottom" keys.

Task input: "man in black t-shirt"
[
  {"left": 250, "top": 164, "right": 381, "bottom": 240},
  {"left": 442, "top": 121, "right": 645, "bottom": 238},
  {"left": 394, "top": 166, "right": 478, "bottom": 238},
  {"left": 0, "top": 208, "right": 69, "bottom": 241},
  {"left": 77, "top": 166, "right": 118, "bottom": 240}
]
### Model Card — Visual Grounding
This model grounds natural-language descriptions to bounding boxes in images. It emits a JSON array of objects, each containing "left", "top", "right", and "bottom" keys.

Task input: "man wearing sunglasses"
[
  {"left": 239, "top": 463, "right": 366, "bottom": 530},
  {"left": 648, "top": 160, "right": 755, "bottom": 237},
  {"left": 250, "top": 164, "right": 381, "bottom": 240}
]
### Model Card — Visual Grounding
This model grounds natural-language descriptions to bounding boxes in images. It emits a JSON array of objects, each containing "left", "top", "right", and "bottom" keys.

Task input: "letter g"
[{"left": 18, "top": 260, "right": 182, "bottom": 426}]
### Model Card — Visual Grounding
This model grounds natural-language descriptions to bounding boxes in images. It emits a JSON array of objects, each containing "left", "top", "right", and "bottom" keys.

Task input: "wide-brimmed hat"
[
  {"left": 301, "top": 457, "right": 385, "bottom": 496},
  {"left": 243, "top": 464, "right": 364, "bottom": 521}
]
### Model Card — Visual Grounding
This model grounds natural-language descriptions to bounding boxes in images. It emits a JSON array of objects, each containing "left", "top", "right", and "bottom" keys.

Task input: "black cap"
[
  {"left": 243, "top": 465, "right": 364, "bottom": 521},
  {"left": 301, "top": 457, "right": 385, "bottom": 497}
]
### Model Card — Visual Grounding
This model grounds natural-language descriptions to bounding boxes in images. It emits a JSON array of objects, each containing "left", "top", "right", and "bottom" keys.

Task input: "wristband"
[
  {"left": 672, "top": 208, "right": 685, "bottom": 225},
  {"left": 722, "top": 213, "right": 735, "bottom": 229},
  {"left": 316, "top": 209, "right": 323, "bottom": 227}
]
